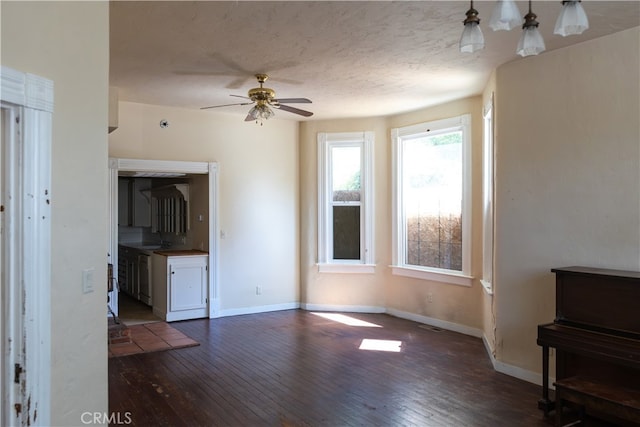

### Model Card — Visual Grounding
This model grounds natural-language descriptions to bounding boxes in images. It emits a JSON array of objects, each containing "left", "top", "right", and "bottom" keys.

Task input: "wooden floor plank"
[{"left": 109, "top": 309, "right": 553, "bottom": 426}]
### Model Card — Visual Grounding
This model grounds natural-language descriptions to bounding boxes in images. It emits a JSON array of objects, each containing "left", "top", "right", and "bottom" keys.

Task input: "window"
[
  {"left": 391, "top": 115, "right": 472, "bottom": 286},
  {"left": 318, "top": 132, "right": 374, "bottom": 273},
  {"left": 481, "top": 99, "right": 494, "bottom": 294}
]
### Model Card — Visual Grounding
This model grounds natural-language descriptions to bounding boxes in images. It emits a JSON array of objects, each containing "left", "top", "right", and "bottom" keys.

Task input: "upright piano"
[{"left": 537, "top": 266, "right": 640, "bottom": 424}]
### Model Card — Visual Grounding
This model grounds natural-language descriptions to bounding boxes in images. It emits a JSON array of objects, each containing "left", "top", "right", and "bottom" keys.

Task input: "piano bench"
[{"left": 554, "top": 376, "right": 640, "bottom": 427}]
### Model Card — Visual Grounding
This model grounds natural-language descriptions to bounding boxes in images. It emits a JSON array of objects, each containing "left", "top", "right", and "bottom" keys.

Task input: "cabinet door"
[
  {"left": 118, "top": 179, "right": 130, "bottom": 226},
  {"left": 117, "top": 247, "right": 128, "bottom": 291},
  {"left": 169, "top": 257, "right": 207, "bottom": 312},
  {"left": 138, "top": 254, "right": 152, "bottom": 305},
  {"left": 126, "top": 258, "right": 138, "bottom": 298}
]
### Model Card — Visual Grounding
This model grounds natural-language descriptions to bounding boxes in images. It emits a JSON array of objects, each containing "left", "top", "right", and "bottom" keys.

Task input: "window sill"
[
  {"left": 317, "top": 263, "right": 376, "bottom": 274},
  {"left": 391, "top": 266, "right": 473, "bottom": 287},
  {"left": 480, "top": 279, "right": 494, "bottom": 296}
]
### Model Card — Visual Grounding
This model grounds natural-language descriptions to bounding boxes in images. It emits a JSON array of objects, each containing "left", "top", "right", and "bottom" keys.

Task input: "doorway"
[{"left": 108, "top": 158, "right": 219, "bottom": 321}]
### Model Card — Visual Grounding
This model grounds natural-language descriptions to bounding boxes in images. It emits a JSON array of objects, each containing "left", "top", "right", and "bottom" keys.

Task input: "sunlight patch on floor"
[
  {"left": 359, "top": 339, "right": 402, "bottom": 352},
  {"left": 311, "top": 312, "right": 382, "bottom": 327}
]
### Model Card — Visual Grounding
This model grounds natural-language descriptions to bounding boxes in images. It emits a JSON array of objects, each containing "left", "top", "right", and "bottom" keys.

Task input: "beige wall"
[
  {"left": 386, "top": 98, "right": 484, "bottom": 329},
  {"left": 299, "top": 97, "right": 485, "bottom": 333},
  {"left": 1, "top": 1, "right": 110, "bottom": 425},
  {"left": 300, "top": 117, "right": 389, "bottom": 309},
  {"left": 109, "top": 102, "right": 301, "bottom": 313},
  {"left": 493, "top": 27, "right": 640, "bottom": 374}
]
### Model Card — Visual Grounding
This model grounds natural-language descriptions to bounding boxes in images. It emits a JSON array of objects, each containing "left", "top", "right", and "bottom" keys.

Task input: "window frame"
[
  {"left": 317, "top": 131, "right": 375, "bottom": 273},
  {"left": 481, "top": 98, "right": 495, "bottom": 295},
  {"left": 391, "top": 114, "right": 473, "bottom": 286}
]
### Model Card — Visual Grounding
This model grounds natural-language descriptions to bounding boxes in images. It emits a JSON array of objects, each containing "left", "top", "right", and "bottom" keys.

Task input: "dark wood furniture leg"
[{"left": 538, "top": 345, "right": 554, "bottom": 416}]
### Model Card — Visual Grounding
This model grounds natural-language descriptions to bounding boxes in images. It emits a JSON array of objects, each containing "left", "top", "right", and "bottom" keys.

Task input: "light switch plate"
[{"left": 82, "top": 268, "right": 95, "bottom": 294}]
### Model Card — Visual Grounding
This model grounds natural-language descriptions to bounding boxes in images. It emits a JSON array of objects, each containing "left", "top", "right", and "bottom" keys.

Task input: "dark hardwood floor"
[{"left": 109, "top": 309, "right": 553, "bottom": 427}]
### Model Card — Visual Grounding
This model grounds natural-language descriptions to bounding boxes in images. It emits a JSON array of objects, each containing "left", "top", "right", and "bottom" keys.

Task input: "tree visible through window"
[
  {"left": 404, "top": 131, "right": 463, "bottom": 270},
  {"left": 392, "top": 114, "right": 471, "bottom": 279}
]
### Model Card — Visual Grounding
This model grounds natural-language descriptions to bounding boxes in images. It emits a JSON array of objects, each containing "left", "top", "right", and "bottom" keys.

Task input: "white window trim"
[
  {"left": 481, "top": 97, "right": 495, "bottom": 296},
  {"left": 391, "top": 266, "right": 473, "bottom": 287},
  {"left": 391, "top": 114, "right": 472, "bottom": 285},
  {"left": 317, "top": 131, "right": 375, "bottom": 273}
]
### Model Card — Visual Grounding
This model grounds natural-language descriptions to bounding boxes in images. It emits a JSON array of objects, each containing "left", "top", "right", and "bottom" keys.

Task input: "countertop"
[
  {"left": 153, "top": 249, "right": 208, "bottom": 256},
  {"left": 120, "top": 244, "right": 208, "bottom": 256}
]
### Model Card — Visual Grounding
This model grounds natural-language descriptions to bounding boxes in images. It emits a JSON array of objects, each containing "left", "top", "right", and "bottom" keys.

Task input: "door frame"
[
  {"left": 108, "top": 158, "right": 220, "bottom": 318},
  {"left": 1, "top": 66, "right": 53, "bottom": 426}
]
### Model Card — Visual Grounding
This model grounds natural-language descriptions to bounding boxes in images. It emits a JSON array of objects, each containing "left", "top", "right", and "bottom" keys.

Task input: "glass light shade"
[
  {"left": 249, "top": 103, "right": 274, "bottom": 121},
  {"left": 554, "top": 1, "right": 589, "bottom": 36},
  {"left": 489, "top": 0, "right": 522, "bottom": 31},
  {"left": 516, "top": 26, "right": 546, "bottom": 57},
  {"left": 459, "top": 22, "right": 484, "bottom": 53}
]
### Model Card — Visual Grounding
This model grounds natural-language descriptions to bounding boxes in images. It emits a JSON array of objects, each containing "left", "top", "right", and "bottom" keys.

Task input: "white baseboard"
[
  {"left": 218, "top": 302, "right": 300, "bottom": 318},
  {"left": 386, "top": 308, "right": 484, "bottom": 338},
  {"left": 482, "top": 334, "right": 550, "bottom": 387},
  {"left": 300, "top": 303, "right": 386, "bottom": 313}
]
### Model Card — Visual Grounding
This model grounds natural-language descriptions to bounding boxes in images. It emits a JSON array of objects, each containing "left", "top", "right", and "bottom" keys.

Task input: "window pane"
[
  {"left": 403, "top": 131, "right": 462, "bottom": 270},
  {"left": 332, "top": 146, "right": 361, "bottom": 202},
  {"left": 333, "top": 206, "right": 360, "bottom": 260}
]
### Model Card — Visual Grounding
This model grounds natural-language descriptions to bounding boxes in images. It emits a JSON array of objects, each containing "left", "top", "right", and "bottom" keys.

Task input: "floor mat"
[{"left": 109, "top": 322, "right": 199, "bottom": 358}]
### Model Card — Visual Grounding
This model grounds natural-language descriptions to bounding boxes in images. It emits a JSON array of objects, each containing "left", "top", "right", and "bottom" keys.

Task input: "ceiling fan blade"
[
  {"left": 274, "top": 98, "right": 312, "bottom": 104},
  {"left": 275, "top": 104, "right": 313, "bottom": 117},
  {"left": 200, "top": 102, "right": 253, "bottom": 110},
  {"left": 230, "top": 94, "right": 251, "bottom": 100}
]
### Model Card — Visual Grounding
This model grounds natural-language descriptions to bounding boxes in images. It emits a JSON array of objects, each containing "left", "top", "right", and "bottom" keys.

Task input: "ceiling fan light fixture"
[
  {"left": 460, "top": 1, "right": 485, "bottom": 53},
  {"left": 517, "top": 1, "right": 546, "bottom": 57},
  {"left": 201, "top": 74, "right": 312, "bottom": 121},
  {"left": 554, "top": 0, "right": 589, "bottom": 36},
  {"left": 489, "top": 0, "right": 522, "bottom": 31},
  {"left": 249, "top": 102, "right": 275, "bottom": 124}
]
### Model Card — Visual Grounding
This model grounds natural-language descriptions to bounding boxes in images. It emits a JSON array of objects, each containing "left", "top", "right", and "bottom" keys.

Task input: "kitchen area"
[{"left": 116, "top": 172, "right": 211, "bottom": 323}]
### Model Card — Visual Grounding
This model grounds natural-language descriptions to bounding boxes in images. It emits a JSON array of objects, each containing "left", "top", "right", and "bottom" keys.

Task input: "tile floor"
[{"left": 109, "top": 322, "right": 199, "bottom": 358}]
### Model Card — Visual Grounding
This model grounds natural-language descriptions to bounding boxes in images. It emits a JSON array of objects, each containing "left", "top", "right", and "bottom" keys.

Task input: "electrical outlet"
[
  {"left": 256, "top": 286, "right": 262, "bottom": 295},
  {"left": 427, "top": 292, "right": 433, "bottom": 303}
]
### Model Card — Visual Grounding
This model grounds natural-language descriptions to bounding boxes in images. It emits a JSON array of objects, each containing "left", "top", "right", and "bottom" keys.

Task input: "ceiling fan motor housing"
[{"left": 248, "top": 87, "right": 276, "bottom": 102}]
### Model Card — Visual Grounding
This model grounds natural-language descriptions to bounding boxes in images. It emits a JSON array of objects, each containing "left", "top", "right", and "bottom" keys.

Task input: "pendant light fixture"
[
  {"left": 488, "top": 0, "right": 521, "bottom": 31},
  {"left": 459, "top": 1, "right": 484, "bottom": 53},
  {"left": 554, "top": 0, "right": 589, "bottom": 36},
  {"left": 516, "top": 1, "right": 546, "bottom": 57}
]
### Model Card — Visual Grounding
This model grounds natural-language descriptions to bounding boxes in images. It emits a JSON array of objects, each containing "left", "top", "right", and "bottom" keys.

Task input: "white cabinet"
[{"left": 152, "top": 253, "right": 208, "bottom": 322}]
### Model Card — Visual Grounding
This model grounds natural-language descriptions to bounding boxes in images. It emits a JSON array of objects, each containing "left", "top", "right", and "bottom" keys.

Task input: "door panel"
[{"left": 170, "top": 259, "right": 206, "bottom": 312}]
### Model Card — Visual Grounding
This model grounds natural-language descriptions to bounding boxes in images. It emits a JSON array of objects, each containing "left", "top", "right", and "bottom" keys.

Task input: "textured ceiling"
[{"left": 110, "top": 1, "right": 640, "bottom": 121}]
